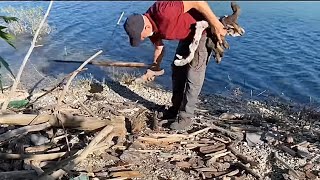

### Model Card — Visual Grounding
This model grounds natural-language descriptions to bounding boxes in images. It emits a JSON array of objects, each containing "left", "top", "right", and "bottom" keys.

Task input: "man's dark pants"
[{"left": 171, "top": 34, "right": 212, "bottom": 120}]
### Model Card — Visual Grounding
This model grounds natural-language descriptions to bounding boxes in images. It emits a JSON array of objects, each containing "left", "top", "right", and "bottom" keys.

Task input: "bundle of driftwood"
[{"left": 174, "top": 2, "right": 245, "bottom": 66}]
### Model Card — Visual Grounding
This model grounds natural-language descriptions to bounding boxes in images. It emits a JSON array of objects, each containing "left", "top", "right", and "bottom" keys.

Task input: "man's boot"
[
  {"left": 169, "top": 112, "right": 192, "bottom": 130},
  {"left": 159, "top": 106, "right": 178, "bottom": 120}
]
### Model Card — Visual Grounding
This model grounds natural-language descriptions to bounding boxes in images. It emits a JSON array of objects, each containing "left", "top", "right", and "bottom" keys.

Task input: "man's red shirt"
[{"left": 144, "top": 1, "right": 205, "bottom": 45}]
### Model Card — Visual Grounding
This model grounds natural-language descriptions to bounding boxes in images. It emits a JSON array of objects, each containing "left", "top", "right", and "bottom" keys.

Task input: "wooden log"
[
  {"left": 185, "top": 143, "right": 209, "bottom": 150},
  {"left": 56, "top": 113, "right": 109, "bottom": 131},
  {"left": 224, "top": 169, "right": 240, "bottom": 177},
  {"left": 109, "top": 170, "right": 143, "bottom": 180},
  {"left": 196, "top": 167, "right": 218, "bottom": 172},
  {"left": 219, "top": 113, "right": 243, "bottom": 120},
  {"left": 213, "top": 137, "right": 231, "bottom": 144},
  {"left": 137, "top": 136, "right": 183, "bottom": 145},
  {"left": 0, "top": 170, "right": 38, "bottom": 180},
  {"left": 26, "top": 144, "right": 65, "bottom": 154},
  {"left": 175, "top": 161, "right": 192, "bottom": 169},
  {"left": 230, "top": 126, "right": 261, "bottom": 132},
  {"left": 0, "top": 114, "right": 54, "bottom": 126},
  {"left": 211, "top": 124, "right": 243, "bottom": 140},
  {"left": 234, "top": 162, "right": 262, "bottom": 180},
  {"left": 199, "top": 144, "right": 226, "bottom": 154},
  {"left": 25, "top": 144, "right": 53, "bottom": 153},
  {"left": 40, "top": 125, "right": 114, "bottom": 180},
  {"left": 107, "top": 165, "right": 132, "bottom": 172},
  {"left": 138, "top": 127, "right": 212, "bottom": 146},
  {"left": 206, "top": 149, "right": 228, "bottom": 157},
  {"left": 55, "top": 50, "right": 103, "bottom": 111},
  {"left": 227, "top": 144, "right": 258, "bottom": 167},
  {"left": 273, "top": 151, "right": 300, "bottom": 179},
  {"left": 150, "top": 127, "right": 211, "bottom": 139},
  {"left": 291, "top": 141, "right": 309, "bottom": 148},
  {"left": 279, "top": 145, "right": 296, "bottom": 157},
  {"left": 0, "top": 122, "right": 51, "bottom": 144},
  {"left": 0, "top": 152, "right": 66, "bottom": 161},
  {"left": 52, "top": 59, "right": 151, "bottom": 68},
  {"left": 208, "top": 151, "right": 231, "bottom": 161},
  {"left": 30, "top": 161, "right": 44, "bottom": 175},
  {"left": 0, "top": 113, "right": 124, "bottom": 131}
]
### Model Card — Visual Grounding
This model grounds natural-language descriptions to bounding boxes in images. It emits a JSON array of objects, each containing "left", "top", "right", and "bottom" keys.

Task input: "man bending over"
[{"left": 123, "top": 1, "right": 227, "bottom": 130}]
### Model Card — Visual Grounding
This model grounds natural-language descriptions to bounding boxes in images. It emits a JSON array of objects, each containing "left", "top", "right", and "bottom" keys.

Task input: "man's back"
[{"left": 145, "top": 1, "right": 205, "bottom": 43}]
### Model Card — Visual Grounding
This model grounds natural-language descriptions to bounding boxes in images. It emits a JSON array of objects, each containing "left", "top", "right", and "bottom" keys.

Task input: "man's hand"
[
  {"left": 135, "top": 64, "right": 165, "bottom": 83},
  {"left": 149, "top": 62, "right": 162, "bottom": 71},
  {"left": 211, "top": 22, "right": 227, "bottom": 44},
  {"left": 183, "top": 1, "right": 228, "bottom": 43}
]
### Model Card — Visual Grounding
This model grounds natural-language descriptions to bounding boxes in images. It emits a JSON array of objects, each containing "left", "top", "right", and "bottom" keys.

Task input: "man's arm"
[
  {"left": 151, "top": 39, "right": 164, "bottom": 71},
  {"left": 183, "top": 1, "right": 227, "bottom": 43},
  {"left": 137, "top": 39, "right": 164, "bottom": 82}
]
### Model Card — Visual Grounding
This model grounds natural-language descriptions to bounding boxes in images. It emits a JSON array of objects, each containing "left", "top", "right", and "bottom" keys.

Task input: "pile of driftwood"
[
  {"left": 0, "top": 112, "right": 125, "bottom": 180},
  {"left": 1, "top": 103, "right": 319, "bottom": 180}
]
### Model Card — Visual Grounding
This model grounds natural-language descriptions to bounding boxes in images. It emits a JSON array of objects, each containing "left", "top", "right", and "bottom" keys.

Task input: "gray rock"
[
  {"left": 30, "top": 133, "right": 49, "bottom": 146},
  {"left": 246, "top": 132, "right": 264, "bottom": 147},
  {"left": 296, "top": 146, "right": 310, "bottom": 158}
]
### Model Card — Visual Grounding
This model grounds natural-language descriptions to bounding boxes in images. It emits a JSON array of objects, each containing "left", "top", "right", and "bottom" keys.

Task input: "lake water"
[{"left": 0, "top": 1, "right": 320, "bottom": 106}]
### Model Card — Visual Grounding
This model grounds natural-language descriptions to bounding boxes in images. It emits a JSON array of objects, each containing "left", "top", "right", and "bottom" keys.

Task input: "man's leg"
[
  {"left": 162, "top": 40, "right": 191, "bottom": 119},
  {"left": 171, "top": 35, "right": 210, "bottom": 130}
]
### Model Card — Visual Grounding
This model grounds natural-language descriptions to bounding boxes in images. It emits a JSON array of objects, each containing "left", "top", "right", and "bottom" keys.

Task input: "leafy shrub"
[{"left": 0, "top": 6, "right": 52, "bottom": 37}]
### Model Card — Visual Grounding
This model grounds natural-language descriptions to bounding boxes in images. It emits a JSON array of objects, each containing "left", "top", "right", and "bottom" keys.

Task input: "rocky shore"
[{"left": 0, "top": 74, "right": 319, "bottom": 180}]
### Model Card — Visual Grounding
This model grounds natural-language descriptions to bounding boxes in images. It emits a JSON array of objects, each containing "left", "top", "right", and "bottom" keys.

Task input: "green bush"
[
  {"left": 0, "top": 6, "right": 52, "bottom": 37},
  {"left": 0, "top": 15, "right": 17, "bottom": 92}
]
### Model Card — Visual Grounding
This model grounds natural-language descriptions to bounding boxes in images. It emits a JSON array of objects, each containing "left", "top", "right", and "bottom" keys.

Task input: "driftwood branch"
[
  {"left": 273, "top": 151, "right": 300, "bottom": 178},
  {"left": 27, "top": 68, "right": 87, "bottom": 107},
  {"left": 55, "top": 50, "right": 103, "bottom": 110},
  {"left": 40, "top": 125, "right": 114, "bottom": 180},
  {"left": 139, "top": 127, "right": 211, "bottom": 145},
  {"left": 0, "top": 113, "right": 120, "bottom": 131},
  {"left": 52, "top": 59, "right": 150, "bottom": 68},
  {"left": 25, "top": 144, "right": 55, "bottom": 153},
  {"left": 0, "top": 122, "right": 51, "bottom": 144},
  {"left": 227, "top": 143, "right": 258, "bottom": 167},
  {"left": 0, "top": 170, "right": 38, "bottom": 180},
  {"left": 0, "top": 152, "right": 66, "bottom": 161},
  {"left": 235, "top": 162, "right": 262, "bottom": 180},
  {"left": 1, "top": 1, "right": 54, "bottom": 111},
  {"left": 72, "top": 93, "right": 96, "bottom": 117},
  {"left": 210, "top": 124, "right": 243, "bottom": 140}
]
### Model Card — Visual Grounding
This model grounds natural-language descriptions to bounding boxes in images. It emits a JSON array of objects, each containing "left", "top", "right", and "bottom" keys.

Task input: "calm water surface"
[{"left": 0, "top": 1, "right": 319, "bottom": 106}]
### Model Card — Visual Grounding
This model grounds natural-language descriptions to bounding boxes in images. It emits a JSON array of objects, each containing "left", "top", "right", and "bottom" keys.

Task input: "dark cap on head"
[{"left": 123, "top": 13, "right": 144, "bottom": 47}]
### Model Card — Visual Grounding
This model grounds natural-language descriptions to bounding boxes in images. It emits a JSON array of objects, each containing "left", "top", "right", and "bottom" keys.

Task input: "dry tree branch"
[
  {"left": 54, "top": 50, "right": 103, "bottom": 111},
  {"left": 1, "top": 1, "right": 54, "bottom": 111},
  {"left": 53, "top": 50, "right": 102, "bottom": 157}
]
